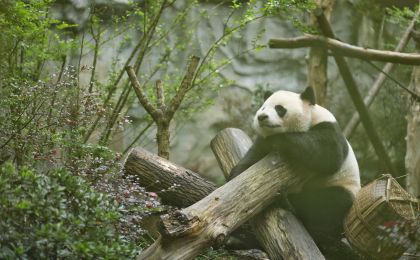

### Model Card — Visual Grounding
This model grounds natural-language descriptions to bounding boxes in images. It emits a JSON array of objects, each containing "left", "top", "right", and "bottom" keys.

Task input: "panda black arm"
[
  {"left": 228, "top": 136, "right": 271, "bottom": 180},
  {"left": 269, "top": 122, "right": 349, "bottom": 176}
]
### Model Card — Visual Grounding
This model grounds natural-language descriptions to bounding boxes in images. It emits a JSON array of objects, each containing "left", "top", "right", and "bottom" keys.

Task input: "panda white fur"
[{"left": 229, "top": 87, "right": 361, "bottom": 259}]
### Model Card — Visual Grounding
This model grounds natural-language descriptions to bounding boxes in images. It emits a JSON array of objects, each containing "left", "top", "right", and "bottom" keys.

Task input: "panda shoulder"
[{"left": 311, "top": 105, "right": 337, "bottom": 126}]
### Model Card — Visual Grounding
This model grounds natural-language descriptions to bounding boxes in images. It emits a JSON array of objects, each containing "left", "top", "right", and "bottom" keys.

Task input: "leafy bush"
[{"left": 0, "top": 163, "right": 138, "bottom": 259}]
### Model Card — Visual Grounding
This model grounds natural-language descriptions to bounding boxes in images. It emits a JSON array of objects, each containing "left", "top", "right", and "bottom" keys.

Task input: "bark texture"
[
  {"left": 251, "top": 206, "right": 324, "bottom": 260},
  {"left": 125, "top": 147, "right": 217, "bottom": 207}
]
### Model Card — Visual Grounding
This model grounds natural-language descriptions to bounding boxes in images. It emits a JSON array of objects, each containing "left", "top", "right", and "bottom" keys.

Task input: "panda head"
[{"left": 253, "top": 87, "right": 316, "bottom": 137}]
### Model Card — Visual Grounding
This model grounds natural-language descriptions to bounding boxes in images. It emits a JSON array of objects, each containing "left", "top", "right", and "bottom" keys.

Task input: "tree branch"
[
  {"left": 167, "top": 55, "right": 200, "bottom": 119},
  {"left": 269, "top": 35, "right": 420, "bottom": 65},
  {"left": 125, "top": 66, "right": 158, "bottom": 120}
]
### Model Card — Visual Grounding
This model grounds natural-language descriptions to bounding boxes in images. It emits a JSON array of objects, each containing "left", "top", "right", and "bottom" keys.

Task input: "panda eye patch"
[{"left": 275, "top": 105, "right": 287, "bottom": 117}]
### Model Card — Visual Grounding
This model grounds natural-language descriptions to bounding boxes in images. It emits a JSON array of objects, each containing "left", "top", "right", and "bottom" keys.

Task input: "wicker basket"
[{"left": 344, "top": 174, "right": 418, "bottom": 259}]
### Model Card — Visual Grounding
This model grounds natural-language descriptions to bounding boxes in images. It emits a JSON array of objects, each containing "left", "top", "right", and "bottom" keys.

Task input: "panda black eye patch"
[{"left": 275, "top": 105, "right": 287, "bottom": 117}]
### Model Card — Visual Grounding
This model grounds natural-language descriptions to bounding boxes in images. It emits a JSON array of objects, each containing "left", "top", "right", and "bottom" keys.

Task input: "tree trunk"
[
  {"left": 125, "top": 144, "right": 260, "bottom": 250},
  {"left": 211, "top": 128, "right": 324, "bottom": 260},
  {"left": 406, "top": 47, "right": 420, "bottom": 198},
  {"left": 307, "top": 0, "right": 335, "bottom": 105},
  {"left": 156, "top": 120, "right": 170, "bottom": 159}
]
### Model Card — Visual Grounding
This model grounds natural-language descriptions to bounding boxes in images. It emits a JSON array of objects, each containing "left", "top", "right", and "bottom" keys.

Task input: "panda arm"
[
  {"left": 269, "top": 122, "right": 348, "bottom": 176},
  {"left": 228, "top": 137, "right": 271, "bottom": 180}
]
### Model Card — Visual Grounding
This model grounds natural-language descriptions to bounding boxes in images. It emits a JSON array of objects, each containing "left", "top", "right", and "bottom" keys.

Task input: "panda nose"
[{"left": 258, "top": 114, "right": 268, "bottom": 122}]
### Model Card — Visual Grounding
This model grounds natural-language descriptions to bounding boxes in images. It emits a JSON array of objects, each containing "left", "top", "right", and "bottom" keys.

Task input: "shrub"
[{"left": 0, "top": 163, "right": 138, "bottom": 259}]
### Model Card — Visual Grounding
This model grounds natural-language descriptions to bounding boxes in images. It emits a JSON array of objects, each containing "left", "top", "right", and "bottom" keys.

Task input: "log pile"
[{"left": 125, "top": 128, "right": 324, "bottom": 260}]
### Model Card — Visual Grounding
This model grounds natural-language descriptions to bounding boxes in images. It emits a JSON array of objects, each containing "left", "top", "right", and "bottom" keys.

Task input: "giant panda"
[{"left": 229, "top": 87, "right": 361, "bottom": 259}]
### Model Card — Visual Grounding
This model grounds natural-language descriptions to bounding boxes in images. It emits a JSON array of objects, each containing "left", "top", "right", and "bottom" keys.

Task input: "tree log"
[
  {"left": 251, "top": 205, "right": 325, "bottom": 260},
  {"left": 211, "top": 128, "right": 324, "bottom": 260},
  {"left": 268, "top": 35, "right": 420, "bottom": 65},
  {"left": 137, "top": 148, "right": 306, "bottom": 259},
  {"left": 210, "top": 128, "right": 253, "bottom": 179},
  {"left": 125, "top": 147, "right": 217, "bottom": 208},
  {"left": 125, "top": 144, "right": 259, "bottom": 250}
]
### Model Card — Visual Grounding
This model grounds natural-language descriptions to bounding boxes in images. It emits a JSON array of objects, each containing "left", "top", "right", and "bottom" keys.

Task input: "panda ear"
[
  {"left": 263, "top": 91, "right": 273, "bottom": 101},
  {"left": 300, "top": 86, "right": 316, "bottom": 105}
]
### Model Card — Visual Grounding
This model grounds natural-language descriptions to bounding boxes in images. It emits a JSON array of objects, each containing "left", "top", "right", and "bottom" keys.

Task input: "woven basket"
[{"left": 344, "top": 174, "right": 418, "bottom": 259}]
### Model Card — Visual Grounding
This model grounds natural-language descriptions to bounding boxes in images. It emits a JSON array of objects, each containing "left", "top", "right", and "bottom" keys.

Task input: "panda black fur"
[{"left": 229, "top": 87, "right": 361, "bottom": 259}]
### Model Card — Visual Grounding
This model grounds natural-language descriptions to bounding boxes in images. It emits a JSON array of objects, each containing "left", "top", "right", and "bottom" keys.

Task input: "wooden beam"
[{"left": 269, "top": 35, "right": 420, "bottom": 65}]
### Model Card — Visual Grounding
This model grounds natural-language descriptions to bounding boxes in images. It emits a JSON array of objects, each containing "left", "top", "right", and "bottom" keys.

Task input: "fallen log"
[
  {"left": 125, "top": 145, "right": 259, "bottom": 250},
  {"left": 136, "top": 150, "right": 306, "bottom": 258},
  {"left": 211, "top": 128, "right": 324, "bottom": 260},
  {"left": 124, "top": 148, "right": 217, "bottom": 207}
]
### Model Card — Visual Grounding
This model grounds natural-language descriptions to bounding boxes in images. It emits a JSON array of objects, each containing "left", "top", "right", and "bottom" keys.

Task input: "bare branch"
[
  {"left": 167, "top": 55, "right": 200, "bottom": 119},
  {"left": 125, "top": 66, "right": 158, "bottom": 120},
  {"left": 269, "top": 35, "right": 420, "bottom": 65}
]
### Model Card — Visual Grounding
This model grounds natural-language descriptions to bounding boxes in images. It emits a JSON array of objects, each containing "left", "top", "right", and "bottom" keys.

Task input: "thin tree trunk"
[
  {"left": 406, "top": 34, "right": 420, "bottom": 198},
  {"left": 156, "top": 121, "right": 170, "bottom": 159},
  {"left": 307, "top": 0, "right": 335, "bottom": 105}
]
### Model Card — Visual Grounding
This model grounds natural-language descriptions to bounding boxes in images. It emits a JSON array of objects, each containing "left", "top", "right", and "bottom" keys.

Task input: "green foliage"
[
  {"left": 0, "top": 67, "right": 120, "bottom": 176},
  {"left": 386, "top": 5, "right": 417, "bottom": 25},
  {"left": 0, "top": 0, "right": 75, "bottom": 79},
  {"left": 0, "top": 163, "right": 138, "bottom": 259}
]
